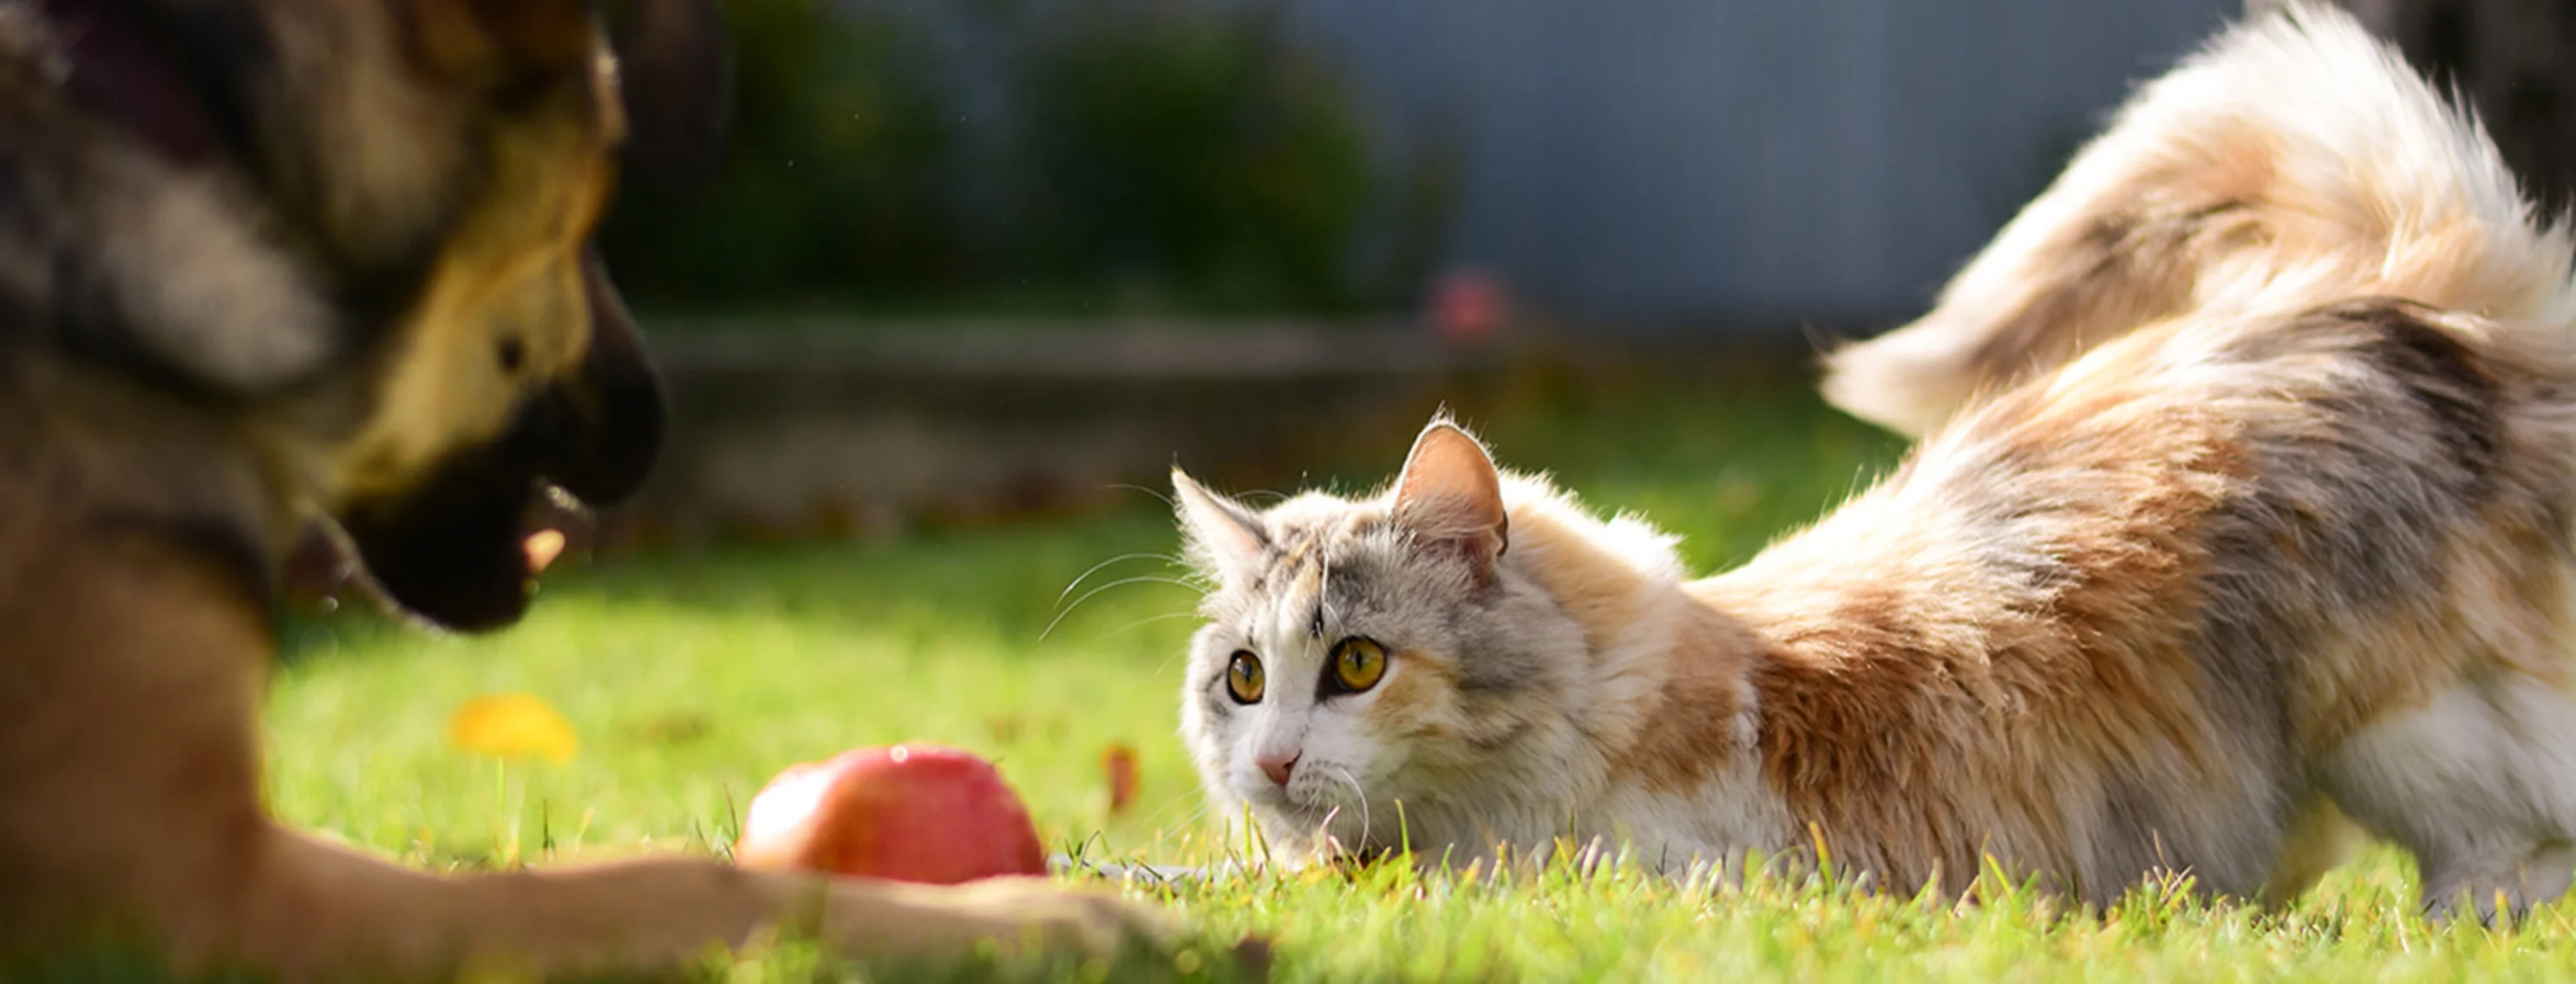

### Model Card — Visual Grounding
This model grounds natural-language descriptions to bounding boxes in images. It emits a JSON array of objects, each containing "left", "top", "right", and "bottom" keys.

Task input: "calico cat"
[{"left": 1174, "top": 7, "right": 2576, "bottom": 918}]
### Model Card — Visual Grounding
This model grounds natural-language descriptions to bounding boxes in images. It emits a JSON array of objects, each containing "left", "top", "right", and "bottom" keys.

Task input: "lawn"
[{"left": 244, "top": 371, "right": 2576, "bottom": 981}]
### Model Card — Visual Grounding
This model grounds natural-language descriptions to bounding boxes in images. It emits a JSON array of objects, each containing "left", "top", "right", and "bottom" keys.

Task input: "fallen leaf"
[
  {"left": 1103, "top": 743, "right": 1141, "bottom": 817},
  {"left": 448, "top": 693, "right": 579, "bottom": 764}
]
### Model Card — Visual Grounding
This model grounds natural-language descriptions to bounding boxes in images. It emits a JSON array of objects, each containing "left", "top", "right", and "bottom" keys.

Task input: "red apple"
[{"left": 733, "top": 744, "right": 1048, "bottom": 885}]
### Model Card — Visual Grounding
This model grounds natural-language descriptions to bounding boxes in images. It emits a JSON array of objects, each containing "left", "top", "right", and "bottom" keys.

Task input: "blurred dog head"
[{"left": 34, "top": 0, "right": 729, "bottom": 629}]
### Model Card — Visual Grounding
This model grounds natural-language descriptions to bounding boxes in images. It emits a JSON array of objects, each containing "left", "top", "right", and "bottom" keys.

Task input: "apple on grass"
[{"left": 733, "top": 744, "right": 1048, "bottom": 884}]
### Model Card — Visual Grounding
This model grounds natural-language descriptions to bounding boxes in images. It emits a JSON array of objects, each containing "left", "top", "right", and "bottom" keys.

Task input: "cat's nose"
[{"left": 1258, "top": 751, "right": 1300, "bottom": 787}]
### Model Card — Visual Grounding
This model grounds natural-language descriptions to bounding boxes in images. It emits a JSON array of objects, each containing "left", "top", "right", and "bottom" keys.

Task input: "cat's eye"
[
  {"left": 1328, "top": 637, "right": 1389, "bottom": 694},
  {"left": 1226, "top": 651, "right": 1265, "bottom": 704}
]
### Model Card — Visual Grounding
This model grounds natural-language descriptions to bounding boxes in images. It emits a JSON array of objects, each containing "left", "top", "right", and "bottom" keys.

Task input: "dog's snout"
[{"left": 543, "top": 256, "right": 664, "bottom": 508}]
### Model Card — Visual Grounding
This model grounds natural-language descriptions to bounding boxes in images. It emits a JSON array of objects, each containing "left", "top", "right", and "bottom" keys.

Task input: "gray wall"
[{"left": 1287, "top": 1, "right": 2237, "bottom": 325}]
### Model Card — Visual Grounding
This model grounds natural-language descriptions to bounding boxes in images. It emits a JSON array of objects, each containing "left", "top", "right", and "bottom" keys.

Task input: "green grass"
[{"left": 241, "top": 373, "right": 2576, "bottom": 981}]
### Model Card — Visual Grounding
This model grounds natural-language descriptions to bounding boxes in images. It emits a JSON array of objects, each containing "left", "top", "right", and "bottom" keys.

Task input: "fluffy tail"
[{"left": 1821, "top": 1, "right": 2576, "bottom": 437}]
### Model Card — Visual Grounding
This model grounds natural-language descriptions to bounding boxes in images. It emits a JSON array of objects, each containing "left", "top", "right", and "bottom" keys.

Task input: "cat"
[
  {"left": 1174, "top": 6, "right": 2576, "bottom": 919},
  {"left": 1821, "top": 1, "right": 2576, "bottom": 440}
]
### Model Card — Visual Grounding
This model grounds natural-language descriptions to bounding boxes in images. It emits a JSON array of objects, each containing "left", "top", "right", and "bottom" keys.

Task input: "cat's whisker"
[
  {"left": 1100, "top": 482, "right": 1177, "bottom": 508},
  {"left": 1327, "top": 765, "right": 1373, "bottom": 849},
  {"left": 1038, "top": 575, "right": 1202, "bottom": 642},
  {"left": 1052, "top": 553, "right": 1181, "bottom": 612},
  {"left": 1318, "top": 558, "right": 1337, "bottom": 628},
  {"left": 1097, "top": 610, "right": 1200, "bottom": 641},
  {"left": 1132, "top": 793, "right": 1220, "bottom": 839},
  {"left": 1317, "top": 806, "right": 1350, "bottom": 859},
  {"left": 1136, "top": 790, "right": 1219, "bottom": 831}
]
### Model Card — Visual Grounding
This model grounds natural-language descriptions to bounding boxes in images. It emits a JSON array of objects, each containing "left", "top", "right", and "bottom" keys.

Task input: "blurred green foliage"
[
  {"left": 598, "top": 0, "right": 1434, "bottom": 318},
  {"left": 1016, "top": 0, "right": 1375, "bottom": 312},
  {"left": 598, "top": 0, "right": 964, "bottom": 307}
]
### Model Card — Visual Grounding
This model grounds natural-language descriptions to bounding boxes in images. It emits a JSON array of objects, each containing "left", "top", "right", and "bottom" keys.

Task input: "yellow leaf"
[{"left": 448, "top": 693, "right": 579, "bottom": 764}]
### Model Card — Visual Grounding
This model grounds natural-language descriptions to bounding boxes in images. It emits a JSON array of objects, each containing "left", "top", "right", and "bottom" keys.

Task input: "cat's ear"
[
  {"left": 1174, "top": 467, "right": 1268, "bottom": 577},
  {"left": 1392, "top": 421, "right": 1509, "bottom": 572}
]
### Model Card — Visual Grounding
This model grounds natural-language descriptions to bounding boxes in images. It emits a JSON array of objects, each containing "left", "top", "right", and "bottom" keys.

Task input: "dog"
[
  {"left": 1818, "top": 1, "right": 2576, "bottom": 441},
  {"left": 0, "top": 0, "right": 1186, "bottom": 978}
]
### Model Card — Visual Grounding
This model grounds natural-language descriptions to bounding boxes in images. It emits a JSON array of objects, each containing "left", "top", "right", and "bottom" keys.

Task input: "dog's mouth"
[{"left": 333, "top": 259, "right": 664, "bottom": 633}]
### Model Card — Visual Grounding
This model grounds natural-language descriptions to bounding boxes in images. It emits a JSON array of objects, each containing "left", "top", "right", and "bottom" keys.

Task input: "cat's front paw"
[{"left": 2422, "top": 884, "right": 2534, "bottom": 928}]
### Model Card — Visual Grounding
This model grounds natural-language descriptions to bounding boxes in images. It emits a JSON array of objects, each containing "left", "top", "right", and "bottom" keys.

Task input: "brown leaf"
[{"left": 1103, "top": 743, "right": 1141, "bottom": 817}]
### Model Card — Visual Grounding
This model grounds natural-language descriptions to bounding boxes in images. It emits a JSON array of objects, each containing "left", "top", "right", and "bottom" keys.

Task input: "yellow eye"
[
  {"left": 1330, "top": 638, "right": 1389, "bottom": 693},
  {"left": 1226, "top": 651, "right": 1265, "bottom": 704}
]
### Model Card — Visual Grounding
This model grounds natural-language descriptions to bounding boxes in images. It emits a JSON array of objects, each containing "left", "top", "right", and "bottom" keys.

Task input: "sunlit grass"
[{"left": 237, "top": 375, "right": 2576, "bottom": 981}]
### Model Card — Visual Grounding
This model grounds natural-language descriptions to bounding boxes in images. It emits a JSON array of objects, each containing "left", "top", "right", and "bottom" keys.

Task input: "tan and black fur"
[{"left": 0, "top": 0, "right": 1183, "bottom": 978}]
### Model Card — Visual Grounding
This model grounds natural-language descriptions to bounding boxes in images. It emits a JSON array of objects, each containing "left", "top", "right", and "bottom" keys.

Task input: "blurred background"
[
  {"left": 345, "top": 0, "right": 2576, "bottom": 561},
  {"left": 581, "top": 0, "right": 2279, "bottom": 548}
]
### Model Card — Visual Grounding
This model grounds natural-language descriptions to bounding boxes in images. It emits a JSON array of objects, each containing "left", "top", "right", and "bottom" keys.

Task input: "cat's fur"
[
  {"left": 1821, "top": 1, "right": 2576, "bottom": 440},
  {"left": 1174, "top": 5, "right": 2576, "bottom": 917}
]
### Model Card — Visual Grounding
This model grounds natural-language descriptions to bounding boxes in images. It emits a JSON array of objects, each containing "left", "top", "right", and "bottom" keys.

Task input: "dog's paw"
[
  {"left": 820, "top": 875, "right": 1273, "bottom": 978},
  {"left": 932, "top": 876, "right": 1178, "bottom": 956}
]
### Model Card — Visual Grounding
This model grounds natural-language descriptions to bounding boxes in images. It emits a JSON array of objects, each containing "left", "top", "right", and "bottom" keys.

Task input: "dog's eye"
[
  {"left": 1226, "top": 651, "right": 1265, "bottom": 705},
  {"left": 1326, "top": 637, "right": 1387, "bottom": 695},
  {"left": 497, "top": 338, "right": 526, "bottom": 373},
  {"left": 492, "top": 68, "right": 572, "bottom": 115}
]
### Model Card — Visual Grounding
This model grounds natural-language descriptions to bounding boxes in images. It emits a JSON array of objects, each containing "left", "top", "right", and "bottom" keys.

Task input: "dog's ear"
[
  {"left": 405, "top": 0, "right": 598, "bottom": 76},
  {"left": 403, "top": 0, "right": 733, "bottom": 186},
  {"left": 607, "top": 0, "right": 734, "bottom": 187}
]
